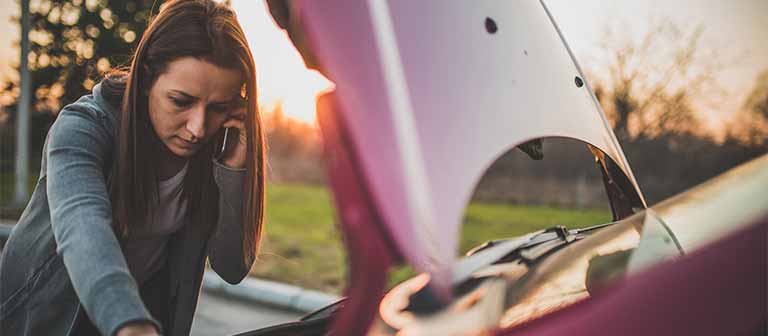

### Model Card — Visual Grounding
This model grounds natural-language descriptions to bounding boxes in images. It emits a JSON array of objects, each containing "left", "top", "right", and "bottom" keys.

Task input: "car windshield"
[{"left": 499, "top": 211, "right": 680, "bottom": 327}]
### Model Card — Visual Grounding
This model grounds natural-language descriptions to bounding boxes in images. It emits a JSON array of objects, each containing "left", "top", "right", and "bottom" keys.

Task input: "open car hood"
[{"left": 269, "top": 0, "right": 644, "bottom": 293}]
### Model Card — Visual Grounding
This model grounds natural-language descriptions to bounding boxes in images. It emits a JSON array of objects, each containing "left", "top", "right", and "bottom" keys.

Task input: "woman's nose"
[{"left": 185, "top": 106, "right": 206, "bottom": 142}]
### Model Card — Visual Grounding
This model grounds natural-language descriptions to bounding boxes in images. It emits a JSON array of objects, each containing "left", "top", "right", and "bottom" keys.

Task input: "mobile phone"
[
  {"left": 215, "top": 127, "right": 230, "bottom": 160},
  {"left": 215, "top": 97, "right": 245, "bottom": 159}
]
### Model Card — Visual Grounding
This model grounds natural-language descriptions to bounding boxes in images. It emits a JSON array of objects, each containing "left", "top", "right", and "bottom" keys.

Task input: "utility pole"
[{"left": 14, "top": 0, "right": 30, "bottom": 205}]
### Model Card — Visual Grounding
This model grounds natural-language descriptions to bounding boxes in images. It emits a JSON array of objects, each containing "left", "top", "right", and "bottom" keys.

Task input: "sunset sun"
[{"left": 232, "top": 0, "right": 332, "bottom": 125}]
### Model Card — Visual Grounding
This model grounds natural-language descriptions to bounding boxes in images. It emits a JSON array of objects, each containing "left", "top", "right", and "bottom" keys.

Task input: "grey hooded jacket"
[{"left": 0, "top": 83, "right": 254, "bottom": 335}]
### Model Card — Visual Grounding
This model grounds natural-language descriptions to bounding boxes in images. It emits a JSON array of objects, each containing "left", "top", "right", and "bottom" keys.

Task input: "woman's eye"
[{"left": 171, "top": 97, "right": 191, "bottom": 108}]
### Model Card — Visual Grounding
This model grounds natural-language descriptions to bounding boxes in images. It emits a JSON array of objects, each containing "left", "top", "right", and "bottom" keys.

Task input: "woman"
[{"left": 0, "top": 1, "right": 265, "bottom": 335}]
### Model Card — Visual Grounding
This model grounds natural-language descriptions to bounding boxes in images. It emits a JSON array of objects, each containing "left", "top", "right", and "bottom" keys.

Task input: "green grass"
[
  {"left": 460, "top": 203, "right": 611, "bottom": 253},
  {"left": 252, "top": 183, "right": 346, "bottom": 293},
  {"left": 253, "top": 183, "right": 611, "bottom": 294}
]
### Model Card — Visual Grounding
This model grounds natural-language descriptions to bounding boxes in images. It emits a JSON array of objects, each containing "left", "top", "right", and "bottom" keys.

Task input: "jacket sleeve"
[
  {"left": 208, "top": 160, "right": 255, "bottom": 284},
  {"left": 46, "top": 106, "right": 161, "bottom": 336}
]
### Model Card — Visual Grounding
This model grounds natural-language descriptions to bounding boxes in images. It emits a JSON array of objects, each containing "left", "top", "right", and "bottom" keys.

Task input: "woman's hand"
[
  {"left": 115, "top": 322, "right": 160, "bottom": 336},
  {"left": 219, "top": 103, "right": 247, "bottom": 169}
]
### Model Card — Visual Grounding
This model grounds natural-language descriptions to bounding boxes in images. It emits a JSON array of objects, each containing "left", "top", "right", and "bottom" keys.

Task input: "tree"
[
  {"left": 263, "top": 103, "right": 325, "bottom": 183},
  {"left": 0, "top": 0, "right": 162, "bottom": 180},
  {"left": 589, "top": 19, "right": 723, "bottom": 141},
  {"left": 4, "top": 0, "right": 161, "bottom": 116},
  {"left": 743, "top": 70, "right": 768, "bottom": 120},
  {"left": 732, "top": 69, "right": 768, "bottom": 144}
]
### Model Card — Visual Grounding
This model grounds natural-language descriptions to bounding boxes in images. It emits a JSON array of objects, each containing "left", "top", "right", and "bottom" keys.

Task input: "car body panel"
[{"left": 651, "top": 154, "right": 768, "bottom": 252}]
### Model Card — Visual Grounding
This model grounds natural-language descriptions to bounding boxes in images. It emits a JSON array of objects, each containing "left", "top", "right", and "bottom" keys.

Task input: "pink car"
[{"left": 238, "top": 1, "right": 767, "bottom": 335}]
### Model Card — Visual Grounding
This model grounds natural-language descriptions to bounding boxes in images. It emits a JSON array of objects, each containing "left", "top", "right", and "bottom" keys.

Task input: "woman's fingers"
[
  {"left": 222, "top": 118, "right": 246, "bottom": 143},
  {"left": 218, "top": 107, "right": 248, "bottom": 169},
  {"left": 222, "top": 118, "right": 244, "bottom": 131},
  {"left": 229, "top": 105, "right": 247, "bottom": 120}
]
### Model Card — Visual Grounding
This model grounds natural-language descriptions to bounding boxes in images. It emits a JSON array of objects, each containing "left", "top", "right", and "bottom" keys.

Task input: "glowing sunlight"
[{"left": 232, "top": 0, "right": 332, "bottom": 125}]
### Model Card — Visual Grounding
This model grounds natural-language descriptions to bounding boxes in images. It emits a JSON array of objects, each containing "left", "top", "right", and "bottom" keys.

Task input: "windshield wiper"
[{"left": 407, "top": 224, "right": 596, "bottom": 314}]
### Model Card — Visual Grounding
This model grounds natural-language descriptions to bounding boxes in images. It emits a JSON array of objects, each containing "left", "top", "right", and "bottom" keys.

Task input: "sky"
[
  {"left": 545, "top": 0, "right": 768, "bottom": 132},
  {"left": 1, "top": 0, "right": 766, "bottom": 129}
]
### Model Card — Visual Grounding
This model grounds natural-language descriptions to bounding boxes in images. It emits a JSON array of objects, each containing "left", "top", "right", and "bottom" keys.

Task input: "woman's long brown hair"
[{"left": 104, "top": 0, "right": 265, "bottom": 265}]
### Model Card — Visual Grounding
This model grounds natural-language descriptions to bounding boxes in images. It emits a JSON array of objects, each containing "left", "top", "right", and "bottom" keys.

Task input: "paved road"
[{"left": 191, "top": 289, "right": 303, "bottom": 336}]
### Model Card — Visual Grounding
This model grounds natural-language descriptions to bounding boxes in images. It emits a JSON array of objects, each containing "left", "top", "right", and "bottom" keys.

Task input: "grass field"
[{"left": 253, "top": 183, "right": 611, "bottom": 294}]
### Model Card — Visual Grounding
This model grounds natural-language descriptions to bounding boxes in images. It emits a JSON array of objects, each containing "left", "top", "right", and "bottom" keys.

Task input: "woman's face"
[{"left": 147, "top": 56, "right": 243, "bottom": 158}]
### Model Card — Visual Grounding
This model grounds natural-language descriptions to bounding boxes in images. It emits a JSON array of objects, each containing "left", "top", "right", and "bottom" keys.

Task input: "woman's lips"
[{"left": 176, "top": 136, "right": 198, "bottom": 149}]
